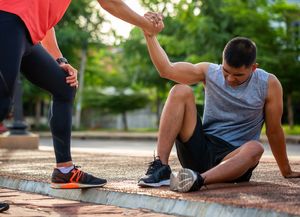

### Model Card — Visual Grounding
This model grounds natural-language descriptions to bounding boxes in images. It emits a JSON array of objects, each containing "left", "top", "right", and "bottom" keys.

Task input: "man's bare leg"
[
  {"left": 201, "top": 141, "right": 264, "bottom": 184},
  {"left": 138, "top": 84, "right": 198, "bottom": 187},
  {"left": 157, "top": 84, "right": 198, "bottom": 165},
  {"left": 174, "top": 140, "right": 264, "bottom": 192}
]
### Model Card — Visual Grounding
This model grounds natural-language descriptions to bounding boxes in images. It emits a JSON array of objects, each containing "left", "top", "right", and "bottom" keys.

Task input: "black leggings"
[{"left": 0, "top": 11, "right": 76, "bottom": 163}]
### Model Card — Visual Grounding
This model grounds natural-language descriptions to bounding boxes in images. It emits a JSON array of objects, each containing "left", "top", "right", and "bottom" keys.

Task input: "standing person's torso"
[
  {"left": 203, "top": 63, "right": 269, "bottom": 147},
  {"left": 0, "top": 0, "right": 72, "bottom": 44}
]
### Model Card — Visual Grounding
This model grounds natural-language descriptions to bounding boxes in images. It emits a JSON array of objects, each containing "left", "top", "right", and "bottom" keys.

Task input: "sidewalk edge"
[{"left": 0, "top": 177, "right": 298, "bottom": 217}]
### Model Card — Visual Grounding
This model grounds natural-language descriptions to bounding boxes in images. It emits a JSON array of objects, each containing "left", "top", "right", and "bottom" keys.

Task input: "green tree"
[
  {"left": 82, "top": 48, "right": 151, "bottom": 131},
  {"left": 267, "top": 1, "right": 300, "bottom": 129},
  {"left": 122, "top": 28, "right": 174, "bottom": 127}
]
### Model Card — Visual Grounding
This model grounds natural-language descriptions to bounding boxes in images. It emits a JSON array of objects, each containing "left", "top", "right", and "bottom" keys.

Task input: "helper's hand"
[
  {"left": 143, "top": 11, "right": 164, "bottom": 36},
  {"left": 61, "top": 63, "right": 78, "bottom": 89},
  {"left": 284, "top": 170, "right": 300, "bottom": 178}
]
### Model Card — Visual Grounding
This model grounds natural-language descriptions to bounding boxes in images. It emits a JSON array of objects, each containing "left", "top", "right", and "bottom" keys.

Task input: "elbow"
[
  {"left": 158, "top": 70, "right": 170, "bottom": 79},
  {"left": 157, "top": 64, "right": 172, "bottom": 79},
  {"left": 266, "top": 128, "right": 282, "bottom": 138}
]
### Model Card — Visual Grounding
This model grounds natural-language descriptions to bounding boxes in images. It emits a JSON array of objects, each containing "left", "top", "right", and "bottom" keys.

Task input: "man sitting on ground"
[{"left": 138, "top": 18, "right": 300, "bottom": 192}]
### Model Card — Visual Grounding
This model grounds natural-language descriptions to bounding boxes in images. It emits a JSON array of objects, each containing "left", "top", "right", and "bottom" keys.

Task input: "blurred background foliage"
[{"left": 21, "top": 0, "right": 300, "bottom": 131}]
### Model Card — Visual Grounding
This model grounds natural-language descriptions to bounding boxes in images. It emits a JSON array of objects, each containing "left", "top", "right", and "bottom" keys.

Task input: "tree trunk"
[
  {"left": 35, "top": 95, "right": 41, "bottom": 127},
  {"left": 287, "top": 92, "right": 294, "bottom": 130},
  {"left": 75, "top": 39, "right": 88, "bottom": 129},
  {"left": 122, "top": 112, "right": 128, "bottom": 131},
  {"left": 75, "top": 17, "right": 90, "bottom": 129}
]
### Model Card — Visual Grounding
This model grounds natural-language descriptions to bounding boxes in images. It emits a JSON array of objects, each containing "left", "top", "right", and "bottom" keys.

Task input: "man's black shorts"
[{"left": 175, "top": 113, "right": 258, "bottom": 182}]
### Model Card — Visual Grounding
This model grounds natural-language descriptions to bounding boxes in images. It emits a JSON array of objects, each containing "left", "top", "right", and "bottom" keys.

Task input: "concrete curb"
[
  {"left": 1, "top": 177, "right": 298, "bottom": 217},
  {"left": 35, "top": 132, "right": 159, "bottom": 141}
]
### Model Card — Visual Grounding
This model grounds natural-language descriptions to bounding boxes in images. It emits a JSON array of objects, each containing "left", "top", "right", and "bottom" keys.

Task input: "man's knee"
[
  {"left": 245, "top": 141, "right": 264, "bottom": 163},
  {"left": 169, "top": 84, "right": 194, "bottom": 100}
]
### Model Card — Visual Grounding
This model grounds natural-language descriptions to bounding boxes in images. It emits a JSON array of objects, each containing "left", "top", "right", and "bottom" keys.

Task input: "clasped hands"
[{"left": 143, "top": 11, "right": 164, "bottom": 37}]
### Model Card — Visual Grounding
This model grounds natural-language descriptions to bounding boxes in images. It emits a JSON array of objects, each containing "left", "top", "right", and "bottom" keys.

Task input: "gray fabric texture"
[{"left": 203, "top": 63, "right": 269, "bottom": 147}]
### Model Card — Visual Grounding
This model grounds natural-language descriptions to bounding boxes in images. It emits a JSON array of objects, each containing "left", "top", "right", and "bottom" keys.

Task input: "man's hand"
[
  {"left": 143, "top": 11, "right": 164, "bottom": 36},
  {"left": 60, "top": 63, "right": 78, "bottom": 89},
  {"left": 284, "top": 170, "right": 300, "bottom": 178}
]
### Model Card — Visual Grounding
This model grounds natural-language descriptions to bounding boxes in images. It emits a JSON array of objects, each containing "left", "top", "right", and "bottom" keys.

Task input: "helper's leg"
[
  {"left": 20, "top": 43, "right": 75, "bottom": 166},
  {"left": 20, "top": 43, "right": 107, "bottom": 189},
  {"left": 0, "top": 11, "right": 26, "bottom": 123}
]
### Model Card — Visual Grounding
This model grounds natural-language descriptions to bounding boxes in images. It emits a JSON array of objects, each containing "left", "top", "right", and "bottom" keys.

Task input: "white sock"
[{"left": 57, "top": 164, "right": 74, "bottom": 174}]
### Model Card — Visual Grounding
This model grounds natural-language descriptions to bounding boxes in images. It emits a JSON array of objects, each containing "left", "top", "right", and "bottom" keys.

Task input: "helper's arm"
[
  {"left": 41, "top": 28, "right": 78, "bottom": 88},
  {"left": 264, "top": 74, "right": 300, "bottom": 178},
  {"left": 41, "top": 28, "right": 63, "bottom": 61},
  {"left": 97, "top": 0, "right": 163, "bottom": 36},
  {"left": 143, "top": 33, "right": 209, "bottom": 85}
]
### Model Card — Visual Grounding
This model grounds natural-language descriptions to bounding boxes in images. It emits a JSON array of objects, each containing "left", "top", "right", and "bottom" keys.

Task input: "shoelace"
[
  {"left": 145, "top": 156, "right": 162, "bottom": 175},
  {"left": 71, "top": 165, "right": 84, "bottom": 182},
  {"left": 201, "top": 177, "right": 209, "bottom": 189}
]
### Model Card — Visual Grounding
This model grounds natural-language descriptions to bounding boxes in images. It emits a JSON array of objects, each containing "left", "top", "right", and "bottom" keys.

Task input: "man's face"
[{"left": 222, "top": 59, "right": 258, "bottom": 87}]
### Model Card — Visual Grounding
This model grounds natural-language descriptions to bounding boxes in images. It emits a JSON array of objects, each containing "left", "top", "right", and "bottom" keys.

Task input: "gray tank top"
[{"left": 203, "top": 63, "right": 269, "bottom": 147}]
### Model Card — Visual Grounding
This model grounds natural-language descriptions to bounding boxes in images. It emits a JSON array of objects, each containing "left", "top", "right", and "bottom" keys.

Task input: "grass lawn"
[{"left": 261, "top": 124, "right": 300, "bottom": 135}]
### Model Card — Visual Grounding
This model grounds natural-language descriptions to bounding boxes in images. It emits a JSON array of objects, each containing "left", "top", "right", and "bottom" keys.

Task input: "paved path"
[{"left": 0, "top": 148, "right": 299, "bottom": 216}]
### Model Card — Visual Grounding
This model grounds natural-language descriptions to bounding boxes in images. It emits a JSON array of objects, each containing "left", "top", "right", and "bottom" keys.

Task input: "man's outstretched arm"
[
  {"left": 143, "top": 32, "right": 209, "bottom": 85},
  {"left": 264, "top": 74, "right": 300, "bottom": 178},
  {"left": 97, "top": 0, "right": 163, "bottom": 36}
]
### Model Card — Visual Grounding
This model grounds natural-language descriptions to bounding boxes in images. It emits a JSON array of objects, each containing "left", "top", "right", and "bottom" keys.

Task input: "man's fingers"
[
  {"left": 158, "top": 12, "right": 164, "bottom": 19},
  {"left": 144, "top": 11, "right": 164, "bottom": 25}
]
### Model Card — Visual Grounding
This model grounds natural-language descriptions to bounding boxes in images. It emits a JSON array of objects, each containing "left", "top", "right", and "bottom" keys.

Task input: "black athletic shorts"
[{"left": 175, "top": 113, "right": 258, "bottom": 182}]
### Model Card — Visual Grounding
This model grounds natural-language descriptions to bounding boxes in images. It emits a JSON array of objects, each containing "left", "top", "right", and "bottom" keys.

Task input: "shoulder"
[
  {"left": 204, "top": 63, "right": 221, "bottom": 78},
  {"left": 195, "top": 62, "right": 211, "bottom": 72},
  {"left": 253, "top": 68, "right": 270, "bottom": 82},
  {"left": 268, "top": 74, "right": 282, "bottom": 90},
  {"left": 206, "top": 63, "right": 221, "bottom": 72},
  {"left": 267, "top": 74, "right": 283, "bottom": 101}
]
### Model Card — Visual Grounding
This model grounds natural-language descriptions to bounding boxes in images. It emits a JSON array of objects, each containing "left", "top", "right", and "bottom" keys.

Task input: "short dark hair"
[{"left": 223, "top": 37, "right": 257, "bottom": 68}]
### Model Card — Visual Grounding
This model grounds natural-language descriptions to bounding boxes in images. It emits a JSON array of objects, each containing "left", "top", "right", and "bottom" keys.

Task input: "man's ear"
[{"left": 251, "top": 63, "right": 258, "bottom": 73}]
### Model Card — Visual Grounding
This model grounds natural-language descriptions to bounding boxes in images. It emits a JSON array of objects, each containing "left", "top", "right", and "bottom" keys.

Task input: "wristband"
[{"left": 56, "top": 57, "right": 68, "bottom": 65}]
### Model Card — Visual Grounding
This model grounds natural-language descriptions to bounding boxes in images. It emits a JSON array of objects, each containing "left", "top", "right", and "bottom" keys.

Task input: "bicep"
[{"left": 167, "top": 62, "right": 209, "bottom": 85}]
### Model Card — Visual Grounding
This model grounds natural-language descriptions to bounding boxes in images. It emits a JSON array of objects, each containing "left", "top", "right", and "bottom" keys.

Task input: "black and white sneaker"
[
  {"left": 170, "top": 168, "right": 207, "bottom": 192},
  {"left": 138, "top": 156, "right": 171, "bottom": 187},
  {"left": 0, "top": 202, "right": 9, "bottom": 212}
]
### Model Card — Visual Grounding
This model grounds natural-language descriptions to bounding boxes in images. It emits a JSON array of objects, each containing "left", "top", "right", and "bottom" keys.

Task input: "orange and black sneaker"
[{"left": 50, "top": 165, "right": 107, "bottom": 189}]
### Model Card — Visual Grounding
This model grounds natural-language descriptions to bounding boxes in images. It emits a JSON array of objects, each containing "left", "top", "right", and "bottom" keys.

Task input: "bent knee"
[
  {"left": 169, "top": 84, "right": 194, "bottom": 99},
  {"left": 53, "top": 86, "right": 76, "bottom": 102},
  {"left": 246, "top": 141, "right": 264, "bottom": 160}
]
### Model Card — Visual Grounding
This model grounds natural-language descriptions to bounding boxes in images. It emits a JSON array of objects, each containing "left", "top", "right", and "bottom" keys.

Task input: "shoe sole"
[
  {"left": 171, "top": 168, "right": 197, "bottom": 193},
  {"left": 50, "top": 182, "right": 107, "bottom": 189},
  {"left": 170, "top": 173, "right": 178, "bottom": 191},
  {"left": 0, "top": 204, "right": 9, "bottom": 212},
  {"left": 138, "top": 179, "right": 170, "bottom": 187}
]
